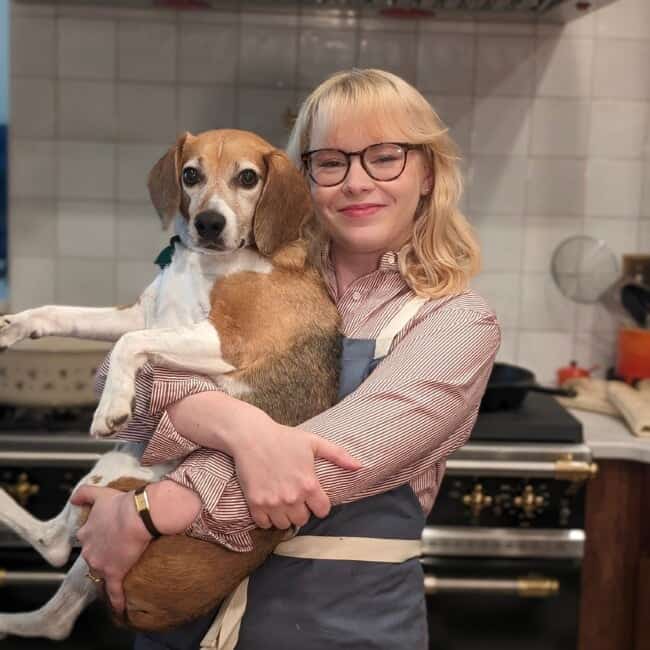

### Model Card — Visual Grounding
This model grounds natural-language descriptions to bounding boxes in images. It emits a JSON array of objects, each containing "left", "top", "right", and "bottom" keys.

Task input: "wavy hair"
[{"left": 286, "top": 68, "right": 481, "bottom": 298}]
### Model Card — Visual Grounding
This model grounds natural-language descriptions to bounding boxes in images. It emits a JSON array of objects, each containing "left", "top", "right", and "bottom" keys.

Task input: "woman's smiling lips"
[{"left": 339, "top": 203, "right": 385, "bottom": 218}]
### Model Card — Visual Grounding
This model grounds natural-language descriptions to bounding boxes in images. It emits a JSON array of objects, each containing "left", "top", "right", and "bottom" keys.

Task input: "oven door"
[
  {"left": 423, "top": 556, "right": 581, "bottom": 650},
  {"left": 421, "top": 527, "right": 583, "bottom": 650}
]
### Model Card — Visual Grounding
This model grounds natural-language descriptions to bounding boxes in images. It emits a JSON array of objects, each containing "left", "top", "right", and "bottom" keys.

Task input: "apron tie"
[{"left": 199, "top": 535, "right": 422, "bottom": 649}]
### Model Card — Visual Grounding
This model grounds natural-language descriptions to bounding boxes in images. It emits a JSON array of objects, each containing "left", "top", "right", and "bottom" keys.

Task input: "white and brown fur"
[{"left": 0, "top": 129, "right": 340, "bottom": 640}]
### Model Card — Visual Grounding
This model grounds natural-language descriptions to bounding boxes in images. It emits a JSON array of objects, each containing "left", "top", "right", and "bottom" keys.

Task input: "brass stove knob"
[
  {"left": 462, "top": 484, "right": 493, "bottom": 518},
  {"left": 514, "top": 485, "right": 545, "bottom": 518},
  {"left": 4, "top": 472, "right": 40, "bottom": 507}
]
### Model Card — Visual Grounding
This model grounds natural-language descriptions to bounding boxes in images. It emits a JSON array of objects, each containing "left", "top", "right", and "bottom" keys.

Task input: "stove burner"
[{"left": 472, "top": 392, "right": 583, "bottom": 444}]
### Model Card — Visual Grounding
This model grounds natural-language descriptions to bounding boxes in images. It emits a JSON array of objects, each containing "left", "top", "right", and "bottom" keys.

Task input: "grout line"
[
  {"left": 573, "top": 27, "right": 598, "bottom": 369},
  {"left": 52, "top": 2, "right": 61, "bottom": 305},
  {"left": 112, "top": 10, "right": 120, "bottom": 305},
  {"left": 232, "top": 5, "right": 242, "bottom": 129}
]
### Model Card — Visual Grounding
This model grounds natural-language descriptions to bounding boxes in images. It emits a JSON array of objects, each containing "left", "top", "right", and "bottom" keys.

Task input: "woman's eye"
[
  {"left": 182, "top": 167, "right": 201, "bottom": 186},
  {"left": 238, "top": 169, "right": 259, "bottom": 188},
  {"left": 370, "top": 155, "right": 400, "bottom": 165},
  {"left": 319, "top": 159, "right": 346, "bottom": 168}
]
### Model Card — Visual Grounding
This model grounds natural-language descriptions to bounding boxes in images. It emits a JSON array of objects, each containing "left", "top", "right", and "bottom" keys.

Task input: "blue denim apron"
[{"left": 135, "top": 296, "right": 428, "bottom": 650}]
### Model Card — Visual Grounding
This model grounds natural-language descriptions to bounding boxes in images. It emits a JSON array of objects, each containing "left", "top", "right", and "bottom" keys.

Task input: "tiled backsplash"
[{"left": 8, "top": 0, "right": 650, "bottom": 383}]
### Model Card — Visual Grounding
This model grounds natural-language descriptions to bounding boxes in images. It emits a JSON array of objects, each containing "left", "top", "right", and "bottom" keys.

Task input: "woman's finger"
[
  {"left": 104, "top": 575, "right": 125, "bottom": 613},
  {"left": 311, "top": 437, "right": 361, "bottom": 471},
  {"left": 70, "top": 485, "right": 101, "bottom": 506},
  {"left": 267, "top": 509, "right": 292, "bottom": 530},
  {"left": 285, "top": 503, "right": 311, "bottom": 528},
  {"left": 250, "top": 508, "right": 273, "bottom": 529},
  {"left": 305, "top": 485, "right": 331, "bottom": 519}
]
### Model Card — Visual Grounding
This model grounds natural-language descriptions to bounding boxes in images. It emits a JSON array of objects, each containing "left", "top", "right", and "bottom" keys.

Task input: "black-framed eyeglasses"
[{"left": 301, "top": 142, "right": 422, "bottom": 187}]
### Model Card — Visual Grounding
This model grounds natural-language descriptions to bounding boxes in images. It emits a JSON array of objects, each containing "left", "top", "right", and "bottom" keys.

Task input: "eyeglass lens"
[{"left": 308, "top": 143, "right": 407, "bottom": 186}]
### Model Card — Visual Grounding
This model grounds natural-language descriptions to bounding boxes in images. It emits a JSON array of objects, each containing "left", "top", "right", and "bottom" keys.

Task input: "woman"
[{"left": 73, "top": 68, "right": 500, "bottom": 649}]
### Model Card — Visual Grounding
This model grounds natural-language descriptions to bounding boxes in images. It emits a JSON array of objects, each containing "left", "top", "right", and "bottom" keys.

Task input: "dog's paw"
[
  {"left": 0, "top": 313, "right": 40, "bottom": 350},
  {"left": 90, "top": 396, "right": 133, "bottom": 438}
]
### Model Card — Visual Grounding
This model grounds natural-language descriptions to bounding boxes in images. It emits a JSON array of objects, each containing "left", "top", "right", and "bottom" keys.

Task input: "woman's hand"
[
  {"left": 232, "top": 421, "right": 361, "bottom": 530},
  {"left": 166, "top": 392, "right": 362, "bottom": 530},
  {"left": 71, "top": 486, "right": 151, "bottom": 613},
  {"left": 71, "top": 480, "right": 201, "bottom": 612}
]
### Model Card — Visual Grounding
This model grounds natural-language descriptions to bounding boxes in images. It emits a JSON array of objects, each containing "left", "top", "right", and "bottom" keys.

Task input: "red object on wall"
[
  {"left": 557, "top": 360, "right": 592, "bottom": 386},
  {"left": 616, "top": 328, "right": 650, "bottom": 383}
]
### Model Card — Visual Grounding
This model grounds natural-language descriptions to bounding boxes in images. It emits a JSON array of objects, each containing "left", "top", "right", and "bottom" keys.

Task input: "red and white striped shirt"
[{"left": 111, "top": 251, "right": 500, "bottom": 552}]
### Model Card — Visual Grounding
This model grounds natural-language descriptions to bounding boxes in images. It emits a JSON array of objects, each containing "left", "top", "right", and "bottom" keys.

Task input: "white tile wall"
[
  {"left": 178, "top": 21, "right": 239, "bottom": 85},
  {"left": 7, "top": 0, "right": 650, "bottom": 384},
  {"left": 530, "top": 98, "right": 590, "bottom": 158},
  {"left": 58, "top": 18, "right": 116, "bottom": 80},
  {"left": 58, "top": 80, "right": 117, "bottom": 141}
]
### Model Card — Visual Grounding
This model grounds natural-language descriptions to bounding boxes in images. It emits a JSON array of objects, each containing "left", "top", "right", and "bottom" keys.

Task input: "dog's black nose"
[{"left": 195, "top": 211, "right": 226, "bottom": 242}]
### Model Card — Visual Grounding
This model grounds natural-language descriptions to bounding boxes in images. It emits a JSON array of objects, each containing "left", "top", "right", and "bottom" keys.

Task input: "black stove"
[
  {"left": 0, "top": 405, "right": 94, "bottom": 433},
  {"left": 472, "top": 392, "right": 583, "bottom": 444},
  {"left": 0, "top": 392, "right": 583, "bottom": 444}
]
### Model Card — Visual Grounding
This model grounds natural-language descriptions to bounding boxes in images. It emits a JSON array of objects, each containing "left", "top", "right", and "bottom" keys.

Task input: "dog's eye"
[
  {"left": 182, "top": 167, "right": 201, "bottom": 187},
  {"left": 238, "top": 169, "right": 259, "bottom": 188}
]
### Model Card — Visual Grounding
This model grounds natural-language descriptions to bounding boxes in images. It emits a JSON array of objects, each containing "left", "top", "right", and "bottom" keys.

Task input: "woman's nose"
[{"left": 342, "top": 156, "right": 374, "bottom": 194}]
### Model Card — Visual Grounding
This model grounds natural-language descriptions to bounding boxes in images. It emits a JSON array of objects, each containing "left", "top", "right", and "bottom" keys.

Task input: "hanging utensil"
[{"left": 620, "top": 283, "right": 650, "bottom": 328}]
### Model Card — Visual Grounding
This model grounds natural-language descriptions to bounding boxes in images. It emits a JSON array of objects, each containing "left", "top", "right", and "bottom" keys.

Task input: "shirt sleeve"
[{"left": 165, "top": 305, "right": 500, "bottom": 550}]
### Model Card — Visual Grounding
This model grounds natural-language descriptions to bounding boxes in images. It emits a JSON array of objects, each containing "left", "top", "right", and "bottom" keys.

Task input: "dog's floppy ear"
[
  {"left": 253, "top": 150, "right": 312, "bottom": 256},
  {"left": 148, "top": 132, "right": 190, "bottom": 229}
]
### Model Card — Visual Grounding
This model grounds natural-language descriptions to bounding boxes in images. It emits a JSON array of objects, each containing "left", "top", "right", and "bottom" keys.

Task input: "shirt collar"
[{"left": 322, "top": 240, "right": 400, "bottom": 273}]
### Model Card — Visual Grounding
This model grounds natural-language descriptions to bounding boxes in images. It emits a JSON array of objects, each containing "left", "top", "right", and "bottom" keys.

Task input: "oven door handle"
[
  {"left": 0, "top": 569, "right": 66, "bottom": 587},
  {"left": 445, "top": 458, "right": 598, "bottom": 481},
  {"left": 424, "top": 574, "right": 560, "bottom": 598}
]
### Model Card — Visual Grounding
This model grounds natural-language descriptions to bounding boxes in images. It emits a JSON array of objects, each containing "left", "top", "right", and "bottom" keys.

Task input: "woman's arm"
[
  {"left": 164, "top": 393, "right": 361, "bottom": 529},
  {"left": 70, "top": 384, "right": 360, "bottom": 614},
  {"left": 158, "top": 305, "right": 500, "bottom": 543}
]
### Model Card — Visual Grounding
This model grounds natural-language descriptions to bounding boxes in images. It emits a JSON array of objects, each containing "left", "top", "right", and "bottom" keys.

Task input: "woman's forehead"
[{"left": 310, "top": 108, "right": 408, "bottom": 150}]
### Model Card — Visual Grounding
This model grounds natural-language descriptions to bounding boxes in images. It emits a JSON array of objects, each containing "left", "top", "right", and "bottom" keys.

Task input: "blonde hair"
[{"left": 286, "top": 68, "right": 481, "bottom": 298}]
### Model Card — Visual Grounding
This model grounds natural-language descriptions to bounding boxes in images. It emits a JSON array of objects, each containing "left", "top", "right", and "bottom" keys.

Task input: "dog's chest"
[{"left": 143, "top": 246, "right": 272, "bottom": 329}]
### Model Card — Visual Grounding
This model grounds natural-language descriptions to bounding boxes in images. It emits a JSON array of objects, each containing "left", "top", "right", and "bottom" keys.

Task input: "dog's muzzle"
[{"left": 195, "top": 210, "right": 226, "bottom": 244}]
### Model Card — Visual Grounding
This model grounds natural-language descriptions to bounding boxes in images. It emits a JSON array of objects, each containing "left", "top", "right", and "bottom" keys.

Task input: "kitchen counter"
[{"left": 569, "top": 408, "right": 650, "bottom": 464}]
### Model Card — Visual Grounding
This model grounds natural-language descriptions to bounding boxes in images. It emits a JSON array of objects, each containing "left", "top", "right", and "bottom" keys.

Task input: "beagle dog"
[{"left": 0, "top": 129, "right": 340, "bottom": 640}]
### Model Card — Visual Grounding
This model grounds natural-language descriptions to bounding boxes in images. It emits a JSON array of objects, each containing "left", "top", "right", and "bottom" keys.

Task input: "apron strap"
[
  {"left": 199, "top": 535, "right": 422, "bottom": 649},
  {"left": 200, "top": 577, "right": 249, "bottom": 650},
  {"left": 273, "top": 535, "right": 422, "bottom": 562},
  {"left": 373, "top": 295, "right": 428, "bottom": 359}
]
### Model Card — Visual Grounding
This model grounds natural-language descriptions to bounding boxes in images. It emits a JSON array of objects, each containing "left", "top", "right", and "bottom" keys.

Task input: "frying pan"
[{"left": 479, "top": 362, "right": 576, "bottom": 412}]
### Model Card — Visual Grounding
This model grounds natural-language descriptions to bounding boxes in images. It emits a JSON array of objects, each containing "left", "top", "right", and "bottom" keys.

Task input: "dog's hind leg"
[
  {"left": 0, "top": 555, "right": 97, "bottom": 640},
  {"left": 0, "top": 488, "right": 81, "bottom": 567}
]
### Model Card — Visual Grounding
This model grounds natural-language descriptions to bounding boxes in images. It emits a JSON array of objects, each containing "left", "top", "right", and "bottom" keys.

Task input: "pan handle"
[{"left": 526, "top": 385, "right": 576, "bottom": 398}]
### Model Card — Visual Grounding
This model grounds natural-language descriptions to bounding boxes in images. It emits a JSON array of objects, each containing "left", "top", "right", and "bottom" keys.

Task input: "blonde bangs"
[{"left": 286, "top": 68, "right": 481, "bottom": 298}]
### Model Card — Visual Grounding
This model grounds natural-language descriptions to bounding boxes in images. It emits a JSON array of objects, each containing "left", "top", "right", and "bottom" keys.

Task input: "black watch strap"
[{"left": 133, "top": 485, "right": 162, "bottom": 539}]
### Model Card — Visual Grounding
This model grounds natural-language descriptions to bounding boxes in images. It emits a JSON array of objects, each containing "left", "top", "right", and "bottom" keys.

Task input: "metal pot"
[
  {"left": 0, "top": 337, "right": 112, "bottom": 407},
  {"left": 480, "top": 362, "right": 576, "bottom": 412}
]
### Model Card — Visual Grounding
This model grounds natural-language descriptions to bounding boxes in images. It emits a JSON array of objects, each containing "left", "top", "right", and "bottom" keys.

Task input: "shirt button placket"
[{"left": 352, "top": 291, "right": 362, "bottom": 301}]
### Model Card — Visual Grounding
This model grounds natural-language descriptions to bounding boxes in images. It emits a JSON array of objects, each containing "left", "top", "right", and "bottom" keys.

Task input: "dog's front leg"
[
  {"left": 0, "top": 555, "right": 97, "bottom": 641},
  {"left": 0, "top": 303, "right": 147, "bottom": 349},
  {"left": 91, "top": 320, "right": 234, "bottom": 437}
]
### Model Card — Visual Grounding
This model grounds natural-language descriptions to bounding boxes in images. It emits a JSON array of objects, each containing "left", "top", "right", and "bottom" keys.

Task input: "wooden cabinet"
[{"left": 578, "top": 460, "right": 650, "bottom": 650}]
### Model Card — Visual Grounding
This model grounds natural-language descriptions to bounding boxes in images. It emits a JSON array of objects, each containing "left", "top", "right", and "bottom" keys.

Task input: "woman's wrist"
[
  {"left": 142, "top": 480, "right": 202, "bottom": 536},
  {"left": 166, "top": 391, "right": 274, "bottom": 457}
]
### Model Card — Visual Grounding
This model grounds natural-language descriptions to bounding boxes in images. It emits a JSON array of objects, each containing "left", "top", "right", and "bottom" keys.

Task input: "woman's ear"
[
  {"left": 253, "top": 150, "right": 313, "bottom": 256},
  {"left": 421, "top": 167, "right": 434, "bottom": 195},
  {"left": 148, "top": 132, "right": 190, "bottom": 229}
]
